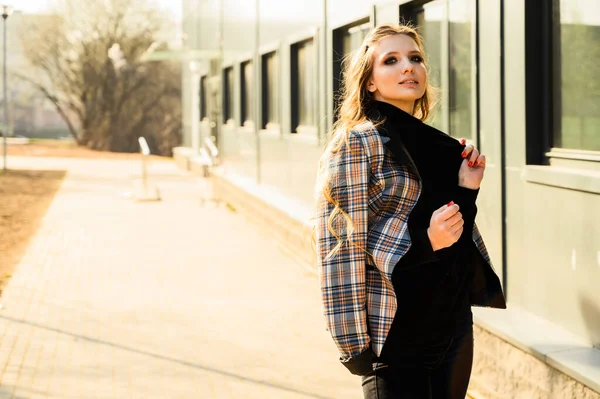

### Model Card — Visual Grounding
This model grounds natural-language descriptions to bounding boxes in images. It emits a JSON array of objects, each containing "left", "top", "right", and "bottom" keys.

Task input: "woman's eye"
[
  {"left": 411, "top": 56, "right": 424, "bottom": 63},
  {"left": 384, "top": 57, "right": 397, "bottom": 65}
]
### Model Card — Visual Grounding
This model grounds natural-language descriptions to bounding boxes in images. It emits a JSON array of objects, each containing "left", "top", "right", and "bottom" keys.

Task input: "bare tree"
[{"left": 16, "top": 0, "right": 181, "bottom": 155}]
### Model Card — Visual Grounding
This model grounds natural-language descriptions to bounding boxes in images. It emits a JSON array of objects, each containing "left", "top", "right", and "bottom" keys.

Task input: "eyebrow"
[{"left": 380, "top": 50, "right": 422, "bottom": 58}]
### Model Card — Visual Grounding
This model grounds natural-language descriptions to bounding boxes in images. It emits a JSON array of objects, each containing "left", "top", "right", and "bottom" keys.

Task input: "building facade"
[{"left": 176, "top": 0, "right": 600, "bottom": 396}]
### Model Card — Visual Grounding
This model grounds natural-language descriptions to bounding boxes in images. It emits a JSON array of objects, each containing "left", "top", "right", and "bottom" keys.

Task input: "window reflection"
[
  {"left": 342, "top": 23, "right": 370, "bottom": 55},
  {"left": 448, "top": 0, "right": 473, "bottom": 140},
  {"left": 557, "top": 0, "right": 600, "bottom": 151},
  {"left": 333, "top": 20, "right": 370, "bottom": 123},
  {"left": 262, "top": 52, "right": 279, "bottom": 129},
  {"left": 419, "top": 0, "right": 444, "bottom": 131},
  {"left": 413, "top": 0, "right": 474, "bottom": 139},
  {"left": 292, "top": 39, "right": 316, "bottom": 131}
]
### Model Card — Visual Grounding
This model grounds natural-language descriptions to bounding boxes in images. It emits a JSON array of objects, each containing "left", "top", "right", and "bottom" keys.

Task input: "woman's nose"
[{"left": 400, "top": 57, "right": 414, "bottom": 74}]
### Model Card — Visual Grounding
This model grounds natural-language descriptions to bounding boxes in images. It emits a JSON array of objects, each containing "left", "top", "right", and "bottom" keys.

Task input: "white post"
[{"left": 138, "top": 137, "right": 150, "bottom": 196}]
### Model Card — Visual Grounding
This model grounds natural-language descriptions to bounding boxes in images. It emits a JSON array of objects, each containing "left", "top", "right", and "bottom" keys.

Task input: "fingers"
[
  {"left": 446, "top": 211, "right": 463, "bottom": 227},
  {"left": 429, "top": 203, "right": 465, "bottom": 250},
  {"left": 452, "top": 224, "right": 464, "bottom": 237},
  {"left": 461, "top": 144, "right": 473, "bottom": 159},
  {"left": 441, "top": 210, "right": 464, "bottom": 240},
  {"left": 433, "top": 201, "right": 455, "bottom": 217},
  {"left": 467, "top": 148, "right": 480, "bottom": 167},
  {"left": 461, "top": 145, "right": 487, "bottom": 168},
  {"left": 436, "top": 203, "right": 460, "bottom": 222},
  {"left": 475, "top": 154, "right": 486, "bottom": 168}
]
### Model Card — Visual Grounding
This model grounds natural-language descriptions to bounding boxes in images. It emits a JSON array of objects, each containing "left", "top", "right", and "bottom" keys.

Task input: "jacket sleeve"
[
  {"left": 396, "top": 227, "right": 439, "bottom": 268},
  {"left": 315, "top": 131, "right": 373, "bottom": 376},
  {"left": 397, "top": 188, "right": 480, "bottom": 268},
  {"left": 455, "top": 186, "right": 479, "bottom": 242}
]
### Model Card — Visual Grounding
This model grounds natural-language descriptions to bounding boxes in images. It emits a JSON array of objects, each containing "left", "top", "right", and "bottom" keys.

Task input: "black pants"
[{"left": 361, "top": 329, "right": 474, "bottom": 399}]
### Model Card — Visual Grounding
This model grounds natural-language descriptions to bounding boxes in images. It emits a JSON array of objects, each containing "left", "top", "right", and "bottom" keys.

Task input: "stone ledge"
[
  {"left": 474, "top": 306, "right": 600, "bottom": 395},
  {"left": 524, "top": 165, "right": 600, "bottom": 194},
  {"left": 210, "top": 167, "right": 316, "bottom": 270}
]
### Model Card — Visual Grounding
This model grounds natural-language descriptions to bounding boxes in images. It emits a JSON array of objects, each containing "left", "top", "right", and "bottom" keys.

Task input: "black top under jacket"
[{"left": 366, "top": 101, "right": 479, "bottom": 360}]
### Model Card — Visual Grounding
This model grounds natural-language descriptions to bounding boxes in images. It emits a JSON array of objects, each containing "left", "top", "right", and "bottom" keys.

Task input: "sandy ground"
[
  {"left": 0, "top": 169, "right": 66, "bottom": 297},
  {"left": 6, "top": 140, "right": 171, "bottom": 161}
]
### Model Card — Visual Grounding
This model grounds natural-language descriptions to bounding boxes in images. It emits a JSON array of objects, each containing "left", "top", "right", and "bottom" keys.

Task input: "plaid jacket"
[{"left": 315, "top": 120, "right": 505, "bottom": 375}]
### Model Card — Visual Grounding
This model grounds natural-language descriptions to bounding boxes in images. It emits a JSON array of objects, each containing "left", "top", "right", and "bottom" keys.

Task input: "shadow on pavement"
[{"left": 0, "top": 314, "right": 333, "bottom": 399}]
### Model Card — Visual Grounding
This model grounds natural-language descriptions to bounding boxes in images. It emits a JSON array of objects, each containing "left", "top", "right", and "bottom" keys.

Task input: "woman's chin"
[{"left": 385, "top": 91, "right": 424, "bottom": 104}]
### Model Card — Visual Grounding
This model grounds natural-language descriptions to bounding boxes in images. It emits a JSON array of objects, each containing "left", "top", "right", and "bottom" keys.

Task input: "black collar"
[
  {"left": 365, "top": 101, "right": 423, "bottom": 176},
  {"left": 365, "top": 100, "right": 465, "bottom": 180},
  {"left": 366, "top": 100, "right": 423, "bottom": 132}
]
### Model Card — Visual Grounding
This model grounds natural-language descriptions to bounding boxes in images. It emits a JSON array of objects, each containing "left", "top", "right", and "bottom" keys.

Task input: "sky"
[{"left": 16, "top": 0, "right": 182, "bottom": 21}]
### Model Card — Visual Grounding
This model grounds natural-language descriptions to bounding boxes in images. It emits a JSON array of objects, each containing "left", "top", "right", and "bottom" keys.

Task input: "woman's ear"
[{"left": 367, "top": 80, "right": 376, "bottom": 93}]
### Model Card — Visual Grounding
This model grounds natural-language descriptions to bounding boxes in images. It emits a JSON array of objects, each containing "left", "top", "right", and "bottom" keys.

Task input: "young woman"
[{"left": 314, "top": 24, "right": 505, "bottom": 398}]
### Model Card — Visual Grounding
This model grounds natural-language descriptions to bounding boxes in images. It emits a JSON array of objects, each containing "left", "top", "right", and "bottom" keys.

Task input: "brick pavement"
[{"left": 0, "top": 157, "right": 360, "bottom": 399}]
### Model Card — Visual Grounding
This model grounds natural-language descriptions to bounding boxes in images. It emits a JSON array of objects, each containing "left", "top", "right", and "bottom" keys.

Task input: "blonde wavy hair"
[{"left": 314, "top": 24, "right": 437, "bottom": 259}]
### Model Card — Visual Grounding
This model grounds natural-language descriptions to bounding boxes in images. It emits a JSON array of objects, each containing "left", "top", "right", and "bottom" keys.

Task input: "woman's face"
[{"left": 367, "top": 34, "right": 427, "bottom": 114}]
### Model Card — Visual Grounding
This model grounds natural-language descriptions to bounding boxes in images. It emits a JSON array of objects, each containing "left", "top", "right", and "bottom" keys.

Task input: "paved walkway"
[{"left": 0, "top": 157, "right": 360, "bottom": 399}]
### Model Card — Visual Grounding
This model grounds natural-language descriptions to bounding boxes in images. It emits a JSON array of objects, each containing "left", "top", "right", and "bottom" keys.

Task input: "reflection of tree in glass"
[
  {"left": 559, "top": 23, "right": 600, "bottom": 150},
  {"left": 420, "top": 18, "right": 442, "bottom": 130},
  {"left": 449, "top": 18, "right": 472, "bottom": 139},
  {"left": 418, "top": 0, "right": 444, "bottom": 129}
]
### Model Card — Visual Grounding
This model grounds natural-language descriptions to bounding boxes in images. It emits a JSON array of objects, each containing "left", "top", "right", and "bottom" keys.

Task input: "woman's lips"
[{"left": 399, "top": 80, "right": 418, "bottom": 86}]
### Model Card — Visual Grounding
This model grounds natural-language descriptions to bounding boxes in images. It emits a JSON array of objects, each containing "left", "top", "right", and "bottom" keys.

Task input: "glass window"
[
  {"left": 448, "top": 0, "right": 474, "bottom": 140},
  {"left": 417, "top": 1, "right": 444, "bottom": 130},
  {"left": 291, "top": 39, "right": 316, "bottom": 132},
  {"left": 408, "top": 0, "right": 475, "bottom": 139},
  {"left": 333, "top": 20, "right": 370, "bottom": 122},
  {"left": 342, "top": 23, "right": 371, "bottom": 55},
  {"left": 223, "top": 67, "right": 234, "bottom": 123},
  {"left": 199, "top": 76, "right": 207, "bottom": 120},
  {"left": 241, "top": 60, "right": 254, "bottom": 126},
  {"left": 555, "top": 0, "right": 600, "bottom": 151},
  {"left": 262, "top": 52, "right": 279, "bottom": 129}
]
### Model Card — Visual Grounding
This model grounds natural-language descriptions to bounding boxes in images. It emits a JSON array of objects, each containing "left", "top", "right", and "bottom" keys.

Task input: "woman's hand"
[
  {"left": 458, "top": 140, "right": 485, "bottom": 190},
  {"left": 427, "top": 202, "right": 464, "bottom": 251}
]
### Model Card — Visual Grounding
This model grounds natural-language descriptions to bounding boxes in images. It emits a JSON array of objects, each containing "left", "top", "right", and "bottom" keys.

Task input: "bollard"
[
  {"left": 197, "top": 137, "right": 220, "bottom": 206},
  {"left": 204, "top": 136, "right": 219, "bottom": 165},
  {"left": 138, "top": 137, "right": 150, "bottom": 194},
  {"left": 198, "top": 148, "right": 212, "bottom": 178},
  {"left": 132, "top": 137, "right": 160, "bottom": 202}
]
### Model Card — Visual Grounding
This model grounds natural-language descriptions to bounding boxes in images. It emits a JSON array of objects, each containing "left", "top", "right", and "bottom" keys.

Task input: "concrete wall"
[{"left": 502, "top": 0, "right": 600, "bottom": 348}]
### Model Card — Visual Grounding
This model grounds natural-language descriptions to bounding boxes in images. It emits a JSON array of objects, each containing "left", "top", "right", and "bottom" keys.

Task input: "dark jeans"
[{"left": 361, "top": 329, "right": 474, "bottom": 399}]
